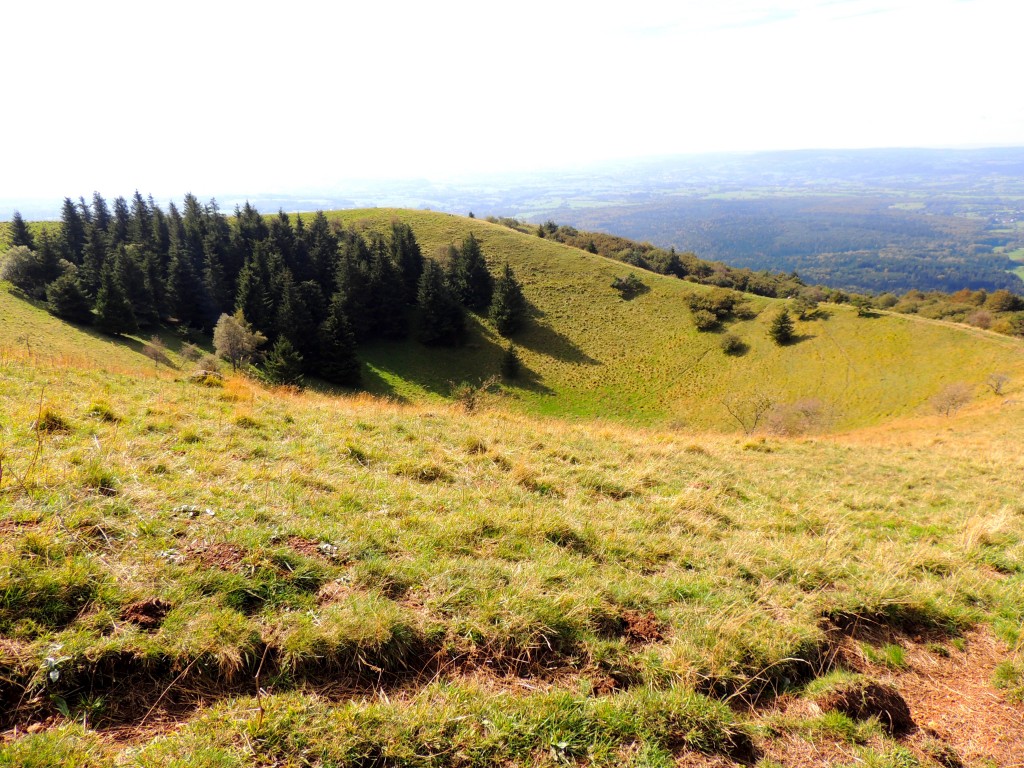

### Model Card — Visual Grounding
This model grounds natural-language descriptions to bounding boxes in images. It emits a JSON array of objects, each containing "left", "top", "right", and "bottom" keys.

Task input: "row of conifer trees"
[{"left": 5, "top": 194, "right": 528, "bottom": 385}]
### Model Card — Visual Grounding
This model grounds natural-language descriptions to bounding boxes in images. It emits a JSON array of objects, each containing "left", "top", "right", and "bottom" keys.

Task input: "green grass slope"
[
  {"left": 0, "top": 348, "right": 1022, "bottom": 765},
  {"left": 4, "top": 208, "right": 1023, "bottom": 429},
  {"left": 325, "top": 210, "right": 1024, "bottom": 429}
]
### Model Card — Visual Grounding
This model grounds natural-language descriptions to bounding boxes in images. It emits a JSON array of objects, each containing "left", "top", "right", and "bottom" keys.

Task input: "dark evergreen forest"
[{"left": 3, "top": 194, "right": 527, "bottom": 386}]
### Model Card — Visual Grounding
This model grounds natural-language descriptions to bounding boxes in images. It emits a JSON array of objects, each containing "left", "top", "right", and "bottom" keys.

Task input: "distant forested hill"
[{"left": 543, "top": 195, "right": 1024, "bottom": 295}]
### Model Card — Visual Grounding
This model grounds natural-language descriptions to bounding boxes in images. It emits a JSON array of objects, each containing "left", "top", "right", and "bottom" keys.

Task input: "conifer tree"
[
  {"left": 489, "top": 262, "right": 528, "bottom": 336},
  {"left": 390, "top": 221, "right": 423, "bottom": 305},
  {"left": 91, "top": 192, "right": 111, "bottom": 233},
  {"left": 769, "top": 308, "right": 795, "bottom": 345},
  {"left": 79, "top": 224, "right": 107, "bottom": 298},
  {"left": 59, "top": 197, "right": 86, "bottom": 264},
  {"left": 366, "top": 233, "right": 407, "bottom": 339},
  {"left": 319, "top": 292, "right": 361, "bottom": 386},
  {"left": 333, "top": 237, "right": 372, "bottom": 341},
  {"left": 306, "top": 210, "right": 339, "bottom": 293},
  {"left": 95, "top": 259, "right": 138, "bottom": 335},
  {"left": 500, "top": 343, "right": 522, "bottom": 380},
  {"left": 234, "top": 241, "right": 278, "bottom": 338},
  {"left": 47, "top": 272, "right": 93, "bottom": 325},
  {"left": 109, "top": 197, "right": 130, "bottom": 248},
  {"left": 129, "top": 191, "right": 153, "bottom": 248},
  {"left": 8, "top": 211, "right": 34, "bottom": 249},
  {"left": 446, "top": 232, "right": 493, "bottom": 311},
  {"left": 417, "top": 260, "right": 465, "bottom": 346},
  {"left": 115, "top": 246, "right": 159, "bottom": 327},
  {"left": 264, "top": 337, "right": 304, "bottom": 386}
]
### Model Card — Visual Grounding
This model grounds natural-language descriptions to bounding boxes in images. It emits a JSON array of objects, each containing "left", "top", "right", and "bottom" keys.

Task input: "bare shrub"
[
  {"left": 765, "top": 399, "right": 828, "bottom": 436},
  {"left": 450, "top": 376, "right": 500, "bottom": 413},
  {"left": 965, "top": 310, "right": 992, "bottom": 329},
  {"left": 720, "top": 392, "right": 775, "bottom": 434},
  {"left": 985, "top": 372, "right": 1009, "bottom": 396},
  {"left": 197, "top": 353, "right": 221, "bottom": 372},
  {"left": 142, "top": 336, "right": 174, "bottom": 368},
  {"left": 931, "top": 383, "right": 972, "bottom": 416},
  {"left": 180, "top": 342, "right": 204, "bottom": 362}
]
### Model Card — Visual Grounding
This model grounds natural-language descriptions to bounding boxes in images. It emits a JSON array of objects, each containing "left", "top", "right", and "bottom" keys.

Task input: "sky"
[{"left": 2, "top": 0, "right": 1021, "bottom": 202}]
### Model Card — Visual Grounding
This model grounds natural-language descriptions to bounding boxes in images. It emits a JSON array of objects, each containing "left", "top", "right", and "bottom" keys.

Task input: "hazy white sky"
[{"left": 2, "top": 0, "right": 1020, "bottom": 199}]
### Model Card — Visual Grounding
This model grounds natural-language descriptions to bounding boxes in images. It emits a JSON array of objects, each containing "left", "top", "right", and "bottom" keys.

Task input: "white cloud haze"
[{"left": 2, "top": 0, "right": 1020, "bottom": 200}]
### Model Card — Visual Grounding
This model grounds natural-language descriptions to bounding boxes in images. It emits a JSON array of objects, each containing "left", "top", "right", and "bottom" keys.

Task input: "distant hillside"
[{"left": 4, "top": 205, "right": 1024, "bottom": 430}]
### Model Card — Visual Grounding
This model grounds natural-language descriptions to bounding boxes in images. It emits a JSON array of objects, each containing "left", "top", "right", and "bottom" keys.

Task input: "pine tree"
[
  {"left": 59, "top": 197, "right": 86, "bottom": 264},
  {"left": 319, "top": 292, "right": 361, "bottom": 386},
  {"left": 115, "top": 246, "right": 159, "bottom": 328},
  {"left": 109, "top": 197, "right": 130, "bottom": 247},
  {"left": 95, "top": 261, "right": 138, "bottom": 335},
  {"left": 768, "top": 308, "right": 795, "bottom": 345},
  {"left": 91, "top": 192, "right": 111, "bottom": 234},
  {"left": 306, "top": 210, "right": 339, "bottom": 293},
  {"left": 79, "top": 224, "right": 108, "bottom": 298},
  {"left": 417, "top": 260, "right": 465, "bottom": 346},
  {"left": 390, "top": 221, "right": 423, "bottom": 305},
  {"left": 129, "top": 190, "right": 153, "bottom": 248},
  {"left": 447, "top": 232, "right": 493, "bottom": 311},
  {"left": 234, "top": 241, "right": 277, "bottom": 338},
  {"left": 500, "top": 343, "right": 522, "bottom": 380},
  {"left": 264, "top": 337, "right": 304, "bottom": 386},
  {"left": 366, "top": 233, "right": 407, "bottom": 339},
  {"left": 333, "top": 236, "right": 372, "bottom": 341},
  {"left": 8, "top": 211, "right": 34, "bottom": 249},
  {"left": 489, "top": 262, "right": 528, "bottom": 336},
  {"left": 46, "top": 273, "right": 93, "bottom": 325}
]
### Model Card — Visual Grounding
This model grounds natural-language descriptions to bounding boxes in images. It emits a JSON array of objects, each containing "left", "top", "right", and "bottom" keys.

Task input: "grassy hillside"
[
  {"left": 322, "top": 210, "right": 1024, "bottom": 429},
  {"left": 0, "top": 338, "right": 1022, "bottom": 765},
  {"left": 5, "top": 209, "right": 1023, "bottom": 430}
]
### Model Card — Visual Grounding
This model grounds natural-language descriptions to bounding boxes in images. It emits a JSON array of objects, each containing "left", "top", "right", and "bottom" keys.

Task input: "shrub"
[
  {"left": 86, "top": 402, "right": 119, "bottom": 423},
  {"left": 931, "top": 383, "right": 972, "bottom": 416},
  {"left": 611, "top": 273, "right": 647, "bottom": 298},
  {"left": 142, "top": 336, "right": 174, "bottom": 368},
  {"left": 180, "top": 342, "right": 204, "bottom": 362},
  {"left": 692, "top": 309, "right": 719, "bottom": 332},
  {"left": 1, "top": 245, "right": 60, "bottom": 298},
  {"left": 197, "top": 354, "right": 221, "bottom": 372},
  {"left": 719, "top": 333, "right": 746, "bottom": 355},
  {"left": 687, "top": 288, "right": 737, "bottom": 319},
  {"left": 965, "top": 309, "right": 992, "bottom": 329},
  {"left": 766, "top": 399, "right": 828, "bottom": 436}
]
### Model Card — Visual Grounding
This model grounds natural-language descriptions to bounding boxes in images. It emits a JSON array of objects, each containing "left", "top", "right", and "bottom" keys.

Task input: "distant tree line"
[{"left": 1, "top": 195, "right": 528, "bottom": 385}]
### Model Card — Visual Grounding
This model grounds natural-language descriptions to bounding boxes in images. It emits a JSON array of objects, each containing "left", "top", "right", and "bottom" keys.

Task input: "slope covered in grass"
[
  {"left": 323, "top": 210, "right": 1024, "bottom": 429},
  {"left": 5, "top": 208, "right": 1023, "bottom": 430},
  {"left": 1, "top": 348, "right": 1023, "bottom": 764}
]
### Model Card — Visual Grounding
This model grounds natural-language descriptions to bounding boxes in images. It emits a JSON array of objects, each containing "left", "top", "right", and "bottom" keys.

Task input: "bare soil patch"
[
  {"left": 121, "top": 598, "right": 172, "bottom": 630},
  {"left": 185, "top": 541, "right": 245, "bottom": 570}
]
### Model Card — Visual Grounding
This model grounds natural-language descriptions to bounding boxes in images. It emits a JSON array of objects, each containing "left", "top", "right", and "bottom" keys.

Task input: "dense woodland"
[{"left": 1, "top": 194, "right": 528, "bottom": 385}]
